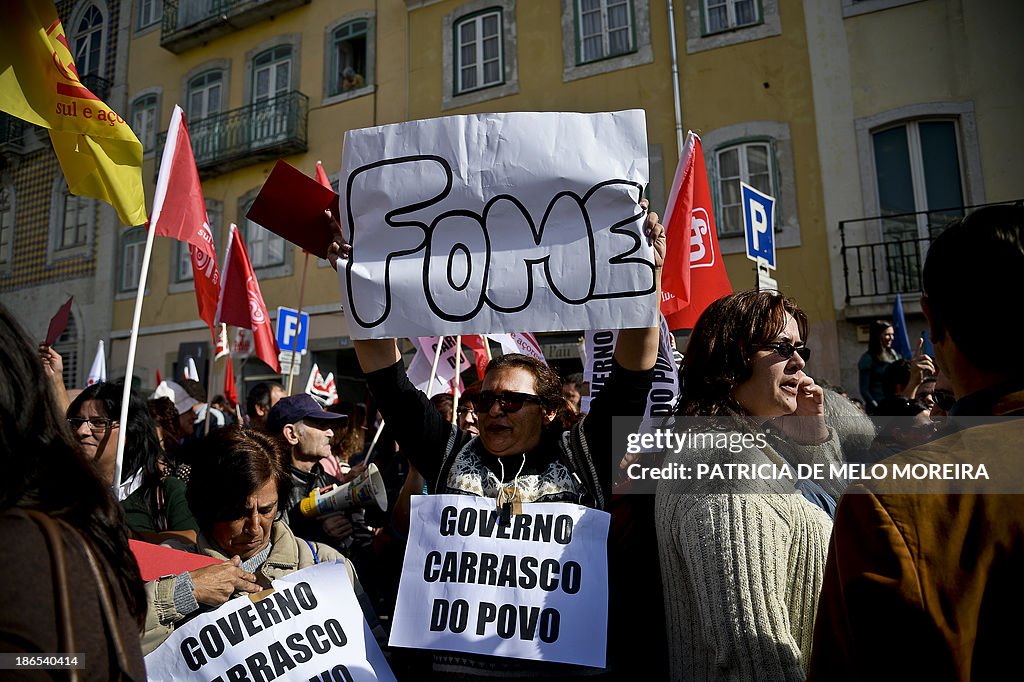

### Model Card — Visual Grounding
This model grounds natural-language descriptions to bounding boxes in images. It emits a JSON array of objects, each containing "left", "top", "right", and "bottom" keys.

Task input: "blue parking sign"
[
  {"left": 276, "top": 306, "right": 310, "bottom": 354},
  {"left": 742, "top": 183, "right": 776, "bottom": 269}
]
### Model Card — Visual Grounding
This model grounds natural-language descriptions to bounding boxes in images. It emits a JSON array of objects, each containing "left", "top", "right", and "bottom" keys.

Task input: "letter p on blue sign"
[
  {"left": 276, "top": 306, "right": 310, "bottom": 354},
  {"left": 742, "top": 183, "right": 776, "bottom": 269}
]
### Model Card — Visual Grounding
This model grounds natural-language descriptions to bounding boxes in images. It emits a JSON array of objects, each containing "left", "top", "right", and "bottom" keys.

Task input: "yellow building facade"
[{"left": 3, "top": 0, "right": 1018, "bottom": 399}]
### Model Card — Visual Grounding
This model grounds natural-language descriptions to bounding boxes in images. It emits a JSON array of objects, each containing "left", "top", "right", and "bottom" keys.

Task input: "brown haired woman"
[
  {"left": 656, "top": 290, "right": 845, "bottom": 681},
  {"left": 0, "top": 304, "right": 147, "bottom": 680}
]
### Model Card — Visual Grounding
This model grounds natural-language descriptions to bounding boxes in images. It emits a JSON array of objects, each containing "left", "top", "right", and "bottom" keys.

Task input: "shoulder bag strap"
[{"left": 23, "top": 509, "right": 79, "bottom": 682}]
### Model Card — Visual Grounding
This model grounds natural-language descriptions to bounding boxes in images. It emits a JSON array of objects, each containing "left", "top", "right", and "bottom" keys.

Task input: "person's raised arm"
[
  {"left": 39, "top": 344, "right": 70, "bottom": 414},
  {"left": 325, "top": 208, "right": 402, "bottom": 373},
  {"left": 613, "top": 204, "right": 664, "bottom": 371}
]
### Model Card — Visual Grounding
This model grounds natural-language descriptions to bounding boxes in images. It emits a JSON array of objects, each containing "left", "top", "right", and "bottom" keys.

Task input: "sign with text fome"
[
  {"left": 390, "top": 495, "right": 611, "bottom": 668},
  {"left": 276, "top": 306, "right": 310, "bottom": 355},
  {"left": 742, "top": 182, "right": 776, "bottom": 269},
  {"left": 339, "top": 110, "right": 656, "bottom": 339},
  {"left": 144, "top": 562, "right": 395, "bottom": 682}
]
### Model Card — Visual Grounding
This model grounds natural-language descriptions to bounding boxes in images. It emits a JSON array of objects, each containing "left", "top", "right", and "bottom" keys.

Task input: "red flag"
[
  {"left": 155, "top": 369, "right": 162, "bottom": 386},
  {"left": 44, "top": 296, "right": 73, "bottom": 346},
  {"left": 315, "top": 160, "right": 331, "bottom": 189},
  {"left": 216, "top": 224, "right": 280, "bottom": 373},
  {"left": 661, "top": 132, "right": 733, "bottom": 330},
  {"left": 224, "top": 356, "right": 238, "bottom": 408},
  {"left": 150, "top": 105, "right": 220, "bottom": 333},
  {"left": 462, "top": 335, "right": 491, "bottom": 379}
]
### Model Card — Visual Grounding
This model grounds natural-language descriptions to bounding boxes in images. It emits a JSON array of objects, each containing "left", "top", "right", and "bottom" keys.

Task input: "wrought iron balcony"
[
  {"left": 0, "top": 114, "right": 27, "bottom": 154},
  {"left": 161, "top": 0, "right": 310, "bottom": 53},
  {"left": 839, "top": 200, "right": 1021, "bottom": 306},
  {"left": 156, "top": 91, "right": 308, "bottom": 178},
  {"left": 79, "top": 73, "right": 112, "bottom": 101}
]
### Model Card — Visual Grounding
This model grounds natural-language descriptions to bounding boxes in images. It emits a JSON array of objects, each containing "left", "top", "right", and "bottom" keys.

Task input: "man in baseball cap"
[{"left": 267, "top": 394, "right": 354, "bottom": 551}]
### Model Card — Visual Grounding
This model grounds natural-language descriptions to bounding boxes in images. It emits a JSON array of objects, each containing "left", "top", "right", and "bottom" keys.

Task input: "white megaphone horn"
[{"left": 299, "top": 463, "right": 388, "bottom": 518}]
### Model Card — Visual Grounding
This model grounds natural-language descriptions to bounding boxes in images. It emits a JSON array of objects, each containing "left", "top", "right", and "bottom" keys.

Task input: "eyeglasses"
[
  {"left": 456, "top": 405, "right": 477, "bottom": 416},
  {"left": 759, "top": 340, "right": 811, "bottom": 362},
  {"left": 66, "top": 417, "right": 117, "bottom": 434},
  {"left": 476, "top": 391, "right": 545, "bottom": 414}
]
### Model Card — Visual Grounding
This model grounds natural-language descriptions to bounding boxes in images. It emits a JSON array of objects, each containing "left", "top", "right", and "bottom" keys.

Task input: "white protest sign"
[
  {"left": 389, "top": 495, "right": 610, "bottom": 668},
  {"left": 145, "top": 562, "right": 395, "bottom": 682},
  {"left": 339, "top": 110, "right": 655, "bottom": 339},
  {"left": 581, "top": 313, "right": 677, "bottom": 416}
]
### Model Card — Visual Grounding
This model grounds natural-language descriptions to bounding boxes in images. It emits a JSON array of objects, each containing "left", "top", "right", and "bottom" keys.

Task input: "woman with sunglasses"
[
  {"left": 329, "top": 206, "right": 663, "bottom": 680},
  {"left": 656, "top": 290, "right": 845, "bottom": 681}
]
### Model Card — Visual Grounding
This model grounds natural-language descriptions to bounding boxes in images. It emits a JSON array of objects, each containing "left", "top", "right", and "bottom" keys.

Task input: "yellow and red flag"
[{"left": 0, "top": 0, "right": 146, "bottom": 226}]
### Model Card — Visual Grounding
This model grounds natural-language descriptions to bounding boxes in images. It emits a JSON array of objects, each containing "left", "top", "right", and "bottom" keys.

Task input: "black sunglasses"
[
  {"left": 760, "top": 340, "right": 811, "bottom": 362},
  {"left": 476, "top": 391, "right": 545, "bottom": 414}
]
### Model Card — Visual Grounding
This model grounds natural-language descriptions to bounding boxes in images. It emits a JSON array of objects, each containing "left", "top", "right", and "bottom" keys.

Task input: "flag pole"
[
  {"left": 285, "top": 252, "right": 310, "bottom": 395},
  {"left": 426, "top": 336, "right": 445, "bottom": 399},
  {"left": 113, "top": 219, "right": 158, "bottom": 497},
  {"left": 452, "top": 336, "right": 462, "bottom": 423},
  {"left": 203, "top": 351, "right": 216, "bottom": 436}
]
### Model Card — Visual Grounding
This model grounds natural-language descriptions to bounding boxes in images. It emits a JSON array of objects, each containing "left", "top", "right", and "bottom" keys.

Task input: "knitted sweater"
[{"left": 655, "top": 428, "right": 842, "bottom": 681}]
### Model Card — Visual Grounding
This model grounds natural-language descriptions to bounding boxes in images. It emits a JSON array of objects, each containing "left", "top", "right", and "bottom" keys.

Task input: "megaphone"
[{"left": 299, "top": 463, "right": 388, "bottom": 518}]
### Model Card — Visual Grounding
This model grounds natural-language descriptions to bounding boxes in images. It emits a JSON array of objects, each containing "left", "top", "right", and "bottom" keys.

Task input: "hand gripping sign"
[
  {"left": 144, "top": 562, "right": 395, "bottom": 682},
  {"left": 390, "top": 495, "right": 611, "bottom": 668},
  {"left": 338, "top": 110, "right": 655, "bottom": 339}
]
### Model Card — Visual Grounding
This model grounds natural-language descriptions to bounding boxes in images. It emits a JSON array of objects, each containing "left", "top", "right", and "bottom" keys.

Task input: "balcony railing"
[
  {"left": 157, "top": 91, "right": 308, "bottom": 178},
  {"left": 161, "top": 0, "right": 310, "bottom": 53},
  {"left": 839, "top": 200, "right": 1022, "bottom": 305},
  {"left": 0, "top": 114, "right": 26, "bottom": 154},
  {"left": 79, "top": 73, "right": 112, "bottom": 101}
]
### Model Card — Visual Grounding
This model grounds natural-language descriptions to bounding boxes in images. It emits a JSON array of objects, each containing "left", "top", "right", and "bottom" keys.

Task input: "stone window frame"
[
  {"left": 130, "top": 86, "right": 162, "bottom": 156},
  {"left": 238, "top": 188, "right": 294, "bottom": 280},
  {"left": 701, "top": 121, "right": 801, "bottom": 254},
  {"left": 442, "top": 0, "right": 519, "bottom": 110},
  {"left": 842, "top": 0, "right": 924, "bottom": 20},
  {"left": 683, "top": 0, "right": 780, "bottom": 54},
  {"left": 323, "top": 11, "right": 376, "bottom": 106},
  {"left": 47, "top": 172, "right": 97, "bottom": 265},
  {"left": 116, "top": 225, "right": 148, "bottom": 297},
  {"left": 560, "top": 0, "right": 652, "bottom": 83}
]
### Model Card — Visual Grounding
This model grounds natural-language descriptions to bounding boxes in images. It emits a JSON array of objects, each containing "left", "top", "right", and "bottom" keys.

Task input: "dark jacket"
[
  {"left": 809, "top": 381, "right": 1024, "bottom": 681},
  {"left": 0, "top": 510, "right": 147, "bottom": 681}
]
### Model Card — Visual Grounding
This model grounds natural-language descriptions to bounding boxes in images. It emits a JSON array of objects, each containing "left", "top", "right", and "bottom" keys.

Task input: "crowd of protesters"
[{"left": 0, "top": 202, "right": 1021, "bottom": 680}]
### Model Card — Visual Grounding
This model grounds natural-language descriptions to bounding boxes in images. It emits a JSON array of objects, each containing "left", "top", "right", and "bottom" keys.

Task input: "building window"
[
  {"left": 253, "top": 45, "right": 293, "bottom": 103},
  {"left": 120, "top": 226, "right": 146, "bottom": 292},
  {"left": 246, "top": 222, "right": 286, "bottom": 269},
  {"left": 0, "top": 179, "right": 13, "bottom": 267},
  {"left": 330, "top": 20, "right": 368, "bottom": 96},
  {"left": 59, "top": 187, "right": 92, "bottom": 250},
  {"left": 684, "top": 0, "right": 778, "bottom": 54},
  {"left": 715, "top": 141, "right": 775, "bottom": 236},
  {"left": 244, "top": 199, "right": 286, "bottom": 269},
  {"left": 137, "top": 0, "right": 161, "bottom": 29},
  {"left": 561, "top": 0, "right": 651, "bottom": 82},
  {"left": 701, "top": 121, "right": 799, "bottom": 255},
  {"left": 455, "top": 10, "right": 504, "bottom": 94},
  {"left": 872, "top": 119, "right": 964, "bottom": 242},
  {"left": 73, "top": 4, "right": 105, "bottom": 77},
  {"left": 703, "top": 0, "right": 760, "bottom": 34},
  {"left": 250, "top": 45, "right": 294, "bottom": 149},
  {"left": 187, "top": 70, "right": 224, "bottom": 162},
  {"left": 187, "top": 70, "right": 223, "bottom": 122},
  {"left": 576, "top": 0, "right": 635, "bottom": 64},
  {"left": 131, "top": 93, "right": 158, "bottom": 153}
]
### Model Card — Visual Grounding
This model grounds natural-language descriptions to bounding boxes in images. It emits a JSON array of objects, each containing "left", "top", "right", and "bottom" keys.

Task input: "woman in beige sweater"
[{"left": 656, "top": 291, "right": 844, "bottom": 681}]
